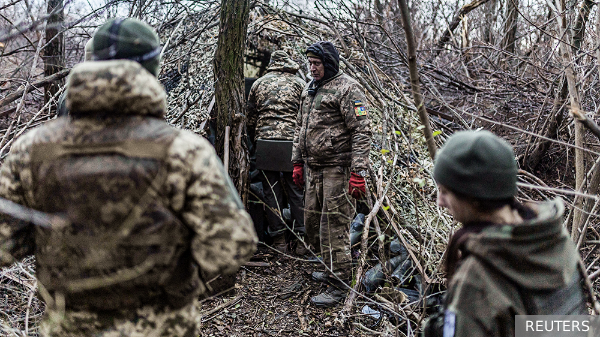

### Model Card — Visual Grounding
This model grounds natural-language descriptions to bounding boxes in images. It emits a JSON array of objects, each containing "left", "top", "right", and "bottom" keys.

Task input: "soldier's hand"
[
  {"left": 348, "top": 172, "right": 366, "bottom": 199},
  {"left": 293, "top": 163, "right": 304, "bottom": 187}
]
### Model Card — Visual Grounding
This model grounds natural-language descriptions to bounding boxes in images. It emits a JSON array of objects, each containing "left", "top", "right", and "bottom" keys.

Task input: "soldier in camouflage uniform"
[
  {"left": 423, "top": 131, "right": 587, "bottom": 337},
  {"left": 247, "top": 50, "right": 306, "bottom": 254},
  {"left": 291, "top": 41, "right": 372, "bottom": 307},
  {"left": 0, "top": 18, "right": 257, "bottom": 337}
]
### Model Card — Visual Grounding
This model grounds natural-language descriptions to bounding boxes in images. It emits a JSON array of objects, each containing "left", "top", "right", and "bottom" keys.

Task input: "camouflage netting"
[
  {"left": 160, "top": 2, "right": 450, "bottom": 290},
  {"left": 158, "top": 9, "right": 220, "bottom": 134}
]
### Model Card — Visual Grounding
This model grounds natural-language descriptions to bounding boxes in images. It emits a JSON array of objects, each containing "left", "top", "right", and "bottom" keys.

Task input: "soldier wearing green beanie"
[
  {"left": 423, "top": 130, "right": 588, "bottom": 337},
  {"left": 433, "top": 130, "right": 517, "bottom": 201},
  {"left": 57, "top": 18, "right": 161, "bottom": 117},
  {"left": 92, "top": 18, "right": 161, "bottom": 76},
  {"left": 0, "top": 18, "right": 257, "bottom": 337}
]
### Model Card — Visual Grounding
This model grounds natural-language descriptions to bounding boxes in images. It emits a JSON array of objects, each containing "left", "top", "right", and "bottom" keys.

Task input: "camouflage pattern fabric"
[
  {"left": 247, "top": 51, "right": 305, "bottom": 141},
  {"left": 305, "top": 165, "right": 354, "bottom": 280},
  {"left": 40, "top": 301, "right": 200, "bottom": 337},
  {"left": 0, "top": 60, "right": 257, "bottom": 334},
  {"left": 291, "top": 71, "right": 372, "bottom": 171}
]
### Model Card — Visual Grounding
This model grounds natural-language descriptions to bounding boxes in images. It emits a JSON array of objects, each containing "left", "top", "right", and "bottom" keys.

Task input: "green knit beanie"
[
  {"left": 92, "top": 18, "right": 161, "bottom": 76},
  {"left": 433, "top": 130, "right": 517, "bottom": 200}
]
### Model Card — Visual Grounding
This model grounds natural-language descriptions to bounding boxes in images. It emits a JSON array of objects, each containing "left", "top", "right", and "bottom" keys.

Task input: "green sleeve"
[
  {"left": 340, "top": 82, "right": 372, "bottom": 171},
  {"left": 291, "top": 90, "right": 307, "bottom": 164},
  {"left": 169, "top": 133, "right": 257, "bottom": 278},
  {"left": 445, "top": 259, "right": 518, "bottom": 337}
]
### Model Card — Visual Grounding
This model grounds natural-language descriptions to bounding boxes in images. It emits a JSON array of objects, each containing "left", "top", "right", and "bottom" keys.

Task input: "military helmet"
[
  {"left": 92, "top": 18, "right": 161, "bottom": 76},
  {"left": 433, "top": 130, "right": 518, "bottom": 200}
]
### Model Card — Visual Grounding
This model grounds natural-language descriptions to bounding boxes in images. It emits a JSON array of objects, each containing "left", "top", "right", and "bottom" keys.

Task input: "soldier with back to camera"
[
  {"left": 0, "top": 18, "right": 257, "bottom": 336},
  {"left": 247, "top": 50, "right": 307, "bottom": 255}
]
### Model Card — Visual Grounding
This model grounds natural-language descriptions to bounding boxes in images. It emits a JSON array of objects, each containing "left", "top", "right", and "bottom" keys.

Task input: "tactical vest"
[{"left": 30, "top": 133, "right": 202, "bottom": 311}]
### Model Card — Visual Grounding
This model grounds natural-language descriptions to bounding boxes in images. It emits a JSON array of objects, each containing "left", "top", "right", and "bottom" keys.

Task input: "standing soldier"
[
  {"left": 0, "top": 18, "right": 257, "bottom": 336},
  {"left": 423, "top": 130, "right": 588, "bottom": 337},
  {"left": 292, "top": 41, "right": 372, "bottom": 307},
  {"left": 247, "top": 50, "right": 306, "bottom": 254}
]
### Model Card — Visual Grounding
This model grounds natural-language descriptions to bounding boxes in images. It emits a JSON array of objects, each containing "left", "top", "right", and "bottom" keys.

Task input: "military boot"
[
  {"left": 272, "top": 234, "right": 288, "bottom": 254},
  {"left": 311, "top": 272, "right": 348, "bottom": 288},
  {"left": 311, "top": 271, "right": 330, "bottom": 283},
  {"left": 311, "top": 287, "right": 347, "bottom": 307}
]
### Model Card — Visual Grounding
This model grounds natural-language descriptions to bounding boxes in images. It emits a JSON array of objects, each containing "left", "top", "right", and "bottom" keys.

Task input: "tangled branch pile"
[
  {"left": 0, "top": 257, "right": 43, "bottom": 335},
  {"left": 2, "top": 0, "right": 600, "bottom": 335}
]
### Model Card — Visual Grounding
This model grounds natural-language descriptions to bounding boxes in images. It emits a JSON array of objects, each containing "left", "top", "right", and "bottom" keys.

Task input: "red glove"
[
  {"left": 348, "top": 172, "right": 366, "bottom": 199},
  {"left": 293, "top": 163, "right": 304, "bottom": 187}
]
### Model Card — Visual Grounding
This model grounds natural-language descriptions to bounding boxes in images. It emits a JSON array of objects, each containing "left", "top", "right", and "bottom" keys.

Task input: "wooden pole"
[
  {"left": 397, "top": 0, "right": 437, "bottom": 159},
  {"left": 547, "top": 0, "right": 587, "bottom": 242},
  {"left": 224, "top": 126, "right": 230, "bottom": 173}
]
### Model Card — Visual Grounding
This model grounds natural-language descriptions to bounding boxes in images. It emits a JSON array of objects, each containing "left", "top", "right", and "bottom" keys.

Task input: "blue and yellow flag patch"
[{"left": 354, "top": 100, "right": 367, "bottom": 117}]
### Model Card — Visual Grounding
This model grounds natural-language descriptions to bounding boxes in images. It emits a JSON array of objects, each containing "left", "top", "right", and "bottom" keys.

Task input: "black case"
[{"left": 255, "top": 139, "right": 294, "bottom": 172}]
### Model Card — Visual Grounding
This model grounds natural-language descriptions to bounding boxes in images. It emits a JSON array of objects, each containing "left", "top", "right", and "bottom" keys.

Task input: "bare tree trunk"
[
  {"left": 461, "top": 17, "right": 471, "bottom": 63},
  {"left": 525, "top": 0, "right": 595, "bottom": 171},
  {"left": 501, "top": 0, "right": 519, "bottom": 54},
  {"left": 213, "top": 0, "right": 250, "bottom": 205},
  {"left": 431, "top": 0, "right": 491, "bottom": 59},
  {"left": 573, "top": 0, "right": 595, "bottom": 51},
  {"left": 572, "top": 123, "right": 585, "bottom": 242},
  {"left": 397, "top": 0, "right": 437, "bottom": 159},
  {"left": 549, "top": 0, "right": 586, "bottom": 242},
  {"left": 44, "top": 0, "right": 64, "bottom": 114},
  {"left": 524, "top": 79, "right": 567, "bottom": 170},
  {"left": 483, "top": 0, "right": 497, "bottom": 44}
]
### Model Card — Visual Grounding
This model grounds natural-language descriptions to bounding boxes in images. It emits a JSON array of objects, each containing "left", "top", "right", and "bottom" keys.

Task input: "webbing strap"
[{"left": 30, "top": 140, "right": 169, "bottom": 163}]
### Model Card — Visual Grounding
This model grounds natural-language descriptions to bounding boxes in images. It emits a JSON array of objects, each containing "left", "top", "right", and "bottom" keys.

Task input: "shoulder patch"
[
  {"left": 354, "top": 100, "right": 366, "bottom": 117},
  {"left": 354, "top": 105, "right": 367, "bottom": 117},
  {"left": 443, "top": 310, "right": 456, "bottom": 337}
]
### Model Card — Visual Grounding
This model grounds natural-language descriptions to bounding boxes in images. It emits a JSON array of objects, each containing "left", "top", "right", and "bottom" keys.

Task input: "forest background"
[{"left": 2, "top": 0, "right": 600, "bottom": 335}]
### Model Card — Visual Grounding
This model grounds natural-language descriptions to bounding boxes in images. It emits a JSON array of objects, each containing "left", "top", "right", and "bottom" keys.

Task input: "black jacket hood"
[{"left": 306, "top": 41, "right": 340, "bottom": 95}]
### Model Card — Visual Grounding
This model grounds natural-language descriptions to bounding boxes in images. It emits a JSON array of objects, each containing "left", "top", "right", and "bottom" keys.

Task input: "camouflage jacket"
[
  {"left": 423, "top": 199, "right": 586, "bottom": 337},
  {"left": 0, "top": 61, "right": 257, "bottom": 312},
  {"left": 247, "top": 51, "right": 305, "bottom": 141},
  {"left": 291, "top": 71, "right": 372, "bottom": 171}
]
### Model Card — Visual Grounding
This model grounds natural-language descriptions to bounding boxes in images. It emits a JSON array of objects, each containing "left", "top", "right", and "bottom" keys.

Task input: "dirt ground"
[{"left": 197, "top": 247, "right": 383, "bottom": 337}]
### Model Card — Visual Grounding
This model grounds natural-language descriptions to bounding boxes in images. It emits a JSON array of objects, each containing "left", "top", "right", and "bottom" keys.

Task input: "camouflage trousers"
[
  {"left": 305, "top": 165, "right": 355, "bottom": 280},
  {"left": 39, "top": 301, "right": 200, "bottom": 337}
]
